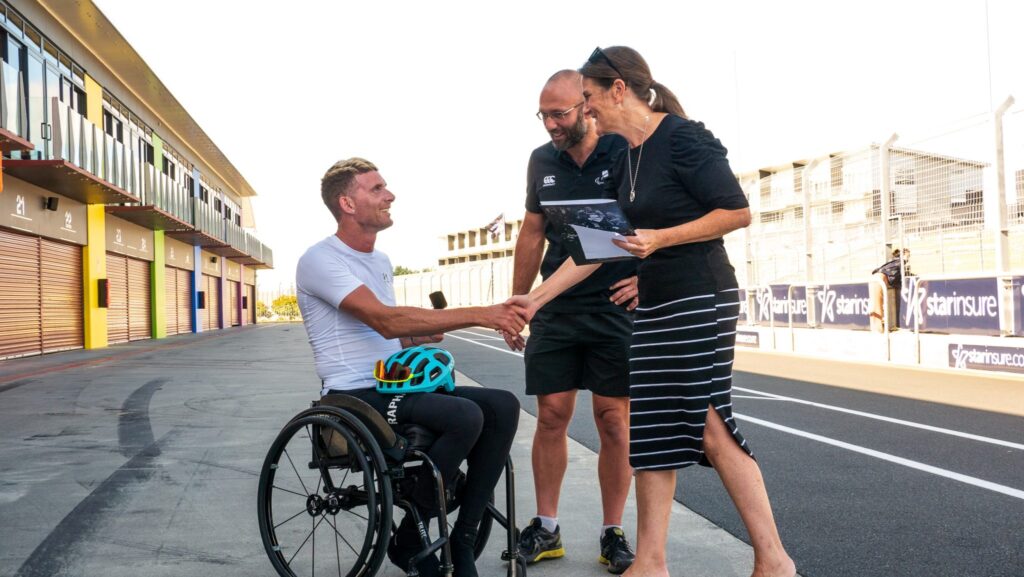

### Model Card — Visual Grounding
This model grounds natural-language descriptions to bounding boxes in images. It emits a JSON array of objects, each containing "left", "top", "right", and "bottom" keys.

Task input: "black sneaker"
[
  {"left": 517, "top": 517, "right": 565, "bottom": 564},
  {"left": 599, "top": 527, "right": 635, "bottom": 574}
]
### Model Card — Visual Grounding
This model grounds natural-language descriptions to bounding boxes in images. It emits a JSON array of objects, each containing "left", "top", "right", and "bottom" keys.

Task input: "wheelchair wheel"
[{"left": 258, "top": 413, "right": 392, "bottom": 577}]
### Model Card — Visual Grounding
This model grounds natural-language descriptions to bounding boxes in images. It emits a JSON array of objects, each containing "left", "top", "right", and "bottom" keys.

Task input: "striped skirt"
[{"left": 628, "top": 288, "right": 753, "bottom": 471}]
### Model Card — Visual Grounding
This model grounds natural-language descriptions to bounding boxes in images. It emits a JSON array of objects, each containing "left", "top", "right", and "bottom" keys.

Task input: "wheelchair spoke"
[
  {"left": 322, "top": 511, "right": 360, "bottom": 557},
  {"left": 272, "top": 484, "right": 310, "bottom": 499},
  {"left": 286, "top": 511, "right": 328, "bottom": 566},
  {"left": 333, "top": 514, "right": 342, "bottom": 577},
  {"left": 284, "top": 447, "right": 311, "bottom": 496},
  {"left": 274, "top": 507, "right": 310, "bottom": 530}
]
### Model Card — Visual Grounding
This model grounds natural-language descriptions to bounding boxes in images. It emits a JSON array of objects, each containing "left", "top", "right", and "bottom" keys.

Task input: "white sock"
[
  {"left": 538, "top": 515, "right": 558, "bottom": 533},
  {"left": 602, "top": 524, "right": 623, "bottom": 537}
]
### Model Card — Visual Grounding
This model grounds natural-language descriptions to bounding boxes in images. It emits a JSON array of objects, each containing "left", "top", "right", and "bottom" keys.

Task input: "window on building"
[
  {"left": 234, "top": 214, "right": 241, "bottom": 226},
  {"left": 139, "top": 138, "right": 154, "bottom": 164},
  {"left": 214, "top": 197, "right": 222, "bottom": 213},
  {"left": 199, "top": 185, "right": 209, "bottom": 203}
]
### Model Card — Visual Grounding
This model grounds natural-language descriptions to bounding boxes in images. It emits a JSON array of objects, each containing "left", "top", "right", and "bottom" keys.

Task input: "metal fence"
[{"left": 396, "top": 98, "right": 1024, "bottom": 309}]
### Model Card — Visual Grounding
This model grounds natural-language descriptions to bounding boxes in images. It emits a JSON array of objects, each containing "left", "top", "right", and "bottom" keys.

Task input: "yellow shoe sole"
[{"left": 526, "top": 547, "right": 565, "bottom": 563}]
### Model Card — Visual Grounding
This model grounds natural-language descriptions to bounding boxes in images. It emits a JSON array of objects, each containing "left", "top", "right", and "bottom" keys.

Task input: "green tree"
[
  {"left": 271, "top": 295, "right": 300, "bottom": 321},
  {"left": 394, "top": 265, "right": 418, "bottom": 276},
  {"left": 256, "top": 300, "right": 272, "bottom": 319}
]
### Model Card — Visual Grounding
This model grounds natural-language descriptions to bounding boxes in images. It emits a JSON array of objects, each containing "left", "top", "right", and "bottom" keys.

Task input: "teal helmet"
[{"left": 375, "top": 346, "right": 456, "bottom": 394}]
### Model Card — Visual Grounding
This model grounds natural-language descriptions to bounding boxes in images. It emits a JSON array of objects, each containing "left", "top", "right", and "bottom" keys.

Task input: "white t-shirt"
[{"left": 296, "top": 235, "right": 401, "bottom": 393}]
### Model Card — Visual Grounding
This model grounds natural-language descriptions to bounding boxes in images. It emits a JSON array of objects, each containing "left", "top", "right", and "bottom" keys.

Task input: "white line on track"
[
  {"left": 447, "top": 332, "right": 525, "bottom": 357},
  {"left": 454, "top": 330, "right": 508, "bottom": 342},
  {"left": 734, "top": 386, "right": 1024, "bottom": 451},
  {"left": 735, "top": 412, "right": 1024, "bottom": 501}
]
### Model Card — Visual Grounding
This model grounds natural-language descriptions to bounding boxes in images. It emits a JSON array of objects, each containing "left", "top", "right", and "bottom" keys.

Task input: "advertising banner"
[
  {"left": 736, "top": 329, "right": 760, "bottom": 348},
  {"left": 814, "top": 283, "right": 872, "bottom": 329},
  {"left": 755, "top": 285, "right": 809, "bottom": 327},
  {"left": 901, "top": 277, "right": 1001, "bottom": 335},
  {"left": 948, "top": 342, "right": 1024, "bottom": 374}
]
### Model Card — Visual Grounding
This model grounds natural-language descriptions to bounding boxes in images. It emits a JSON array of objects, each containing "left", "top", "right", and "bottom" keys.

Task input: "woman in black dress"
[{"left": 511, "top": 47, "right": 794, "bottom": 577}]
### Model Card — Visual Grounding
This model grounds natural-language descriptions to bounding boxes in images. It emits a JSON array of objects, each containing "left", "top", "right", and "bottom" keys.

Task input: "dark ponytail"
[{"left": 650, "top": 81, "right": 687, "bottom": 119}]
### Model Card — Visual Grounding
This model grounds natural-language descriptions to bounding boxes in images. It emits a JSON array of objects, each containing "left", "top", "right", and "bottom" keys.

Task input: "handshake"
[
  {"left": 477, "top": 295, "right": 536, "bottom": 352},
  {"left": 488, "top": 276, "right": 639, "bottom": 352}
]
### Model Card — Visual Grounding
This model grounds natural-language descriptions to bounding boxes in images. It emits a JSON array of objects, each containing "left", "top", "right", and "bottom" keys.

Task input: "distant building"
[{"left": 437, "top": 218, "right": 524, "bottom": 266}]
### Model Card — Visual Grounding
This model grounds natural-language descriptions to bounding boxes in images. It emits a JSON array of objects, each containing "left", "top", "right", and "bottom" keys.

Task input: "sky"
[{"left": 92, "top": 0, "right": 1024, "bottom": 292}]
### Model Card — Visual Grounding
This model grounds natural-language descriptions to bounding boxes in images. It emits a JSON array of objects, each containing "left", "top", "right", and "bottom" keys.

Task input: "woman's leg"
[
  {"left": 703, "top": 408, "right": 795, "bottom": 577},
  {"left": 622, "top": 469, "right": 674, "bottom": 577}
]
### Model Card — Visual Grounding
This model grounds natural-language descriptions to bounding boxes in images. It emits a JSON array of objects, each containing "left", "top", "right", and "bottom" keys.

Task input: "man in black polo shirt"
[{"left": 509, "top": 69, "right": 637, "bottom": 574}]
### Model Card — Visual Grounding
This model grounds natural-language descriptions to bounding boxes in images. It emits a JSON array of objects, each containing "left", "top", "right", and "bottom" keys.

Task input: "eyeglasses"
[
  {"left": 588, "top": 46, "right": 624, "bottom": 80},
  {"left": 536, "top": 101, "right": 585, "bottom": 121}
]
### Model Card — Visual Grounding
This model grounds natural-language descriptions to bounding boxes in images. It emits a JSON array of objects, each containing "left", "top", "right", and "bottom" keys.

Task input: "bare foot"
[
  {"left": 751, "top": 555, "right": 796, "bottom": 577},
  {"left": 622, "top": 563, "right": 671, "bottom": 577}
]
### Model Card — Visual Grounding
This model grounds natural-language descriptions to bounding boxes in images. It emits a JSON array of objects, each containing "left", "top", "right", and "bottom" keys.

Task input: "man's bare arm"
[
  {"left": 512, "top": 211, "right": 546, "bottom": 295},
  {"left": 341, "top": 286, "right": 526, "bottom": 338}
]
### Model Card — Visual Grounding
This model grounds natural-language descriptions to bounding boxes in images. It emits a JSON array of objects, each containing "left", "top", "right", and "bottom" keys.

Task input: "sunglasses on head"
[{"left": 588, "top": 46, "right": 624, "bottom": 79}]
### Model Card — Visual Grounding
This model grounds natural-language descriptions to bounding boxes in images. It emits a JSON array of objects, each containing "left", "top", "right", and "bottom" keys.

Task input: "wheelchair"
[{"left": 258, "top": 393, "right": 528, "bottom": 577}]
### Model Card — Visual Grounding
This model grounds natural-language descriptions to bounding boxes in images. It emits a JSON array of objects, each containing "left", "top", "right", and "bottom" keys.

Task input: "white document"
[{"left": 569, "top": 224, "right": 634, "bottom": 262}]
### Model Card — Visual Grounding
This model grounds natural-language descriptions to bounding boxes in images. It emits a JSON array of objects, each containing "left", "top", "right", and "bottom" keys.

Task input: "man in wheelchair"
[{"left": 294, "top": 157, "right": 528, "bottom": 577}]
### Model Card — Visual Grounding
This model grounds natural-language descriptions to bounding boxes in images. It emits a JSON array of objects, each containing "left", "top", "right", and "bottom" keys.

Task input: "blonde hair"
[{"left": 321, "top": 157, "right": 378, "bottom": 220}]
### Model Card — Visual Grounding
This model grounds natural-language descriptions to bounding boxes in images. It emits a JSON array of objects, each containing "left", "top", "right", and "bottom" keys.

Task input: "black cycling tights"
[{"left": 348, "top": 387, "right": 520, "bottom": 529}]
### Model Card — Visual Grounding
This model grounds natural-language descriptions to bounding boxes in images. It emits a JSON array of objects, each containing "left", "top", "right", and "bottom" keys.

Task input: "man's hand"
[
  {"left": 500, "top": 330, "right": 526, "bottom": 352},
  {"left": 481, "top": 302, "right": 528, "bottom": 335},
  {"left": 609, "top": 276, "right": 639, "bottom": 311},
  {"left": 612, "top": 229, "right": 663, "bottom": 259},
  {"left": 505, "top": 294, "right": 538, "bottom": 324}
]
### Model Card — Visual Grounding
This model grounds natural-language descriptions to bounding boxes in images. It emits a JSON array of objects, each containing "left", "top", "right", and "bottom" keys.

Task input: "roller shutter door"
[
  {"left": 165, "top": 267, "right": 179, "bottom": 336},
  {"left": 177, "top": 268, "right": 192, "bottom": 334},
  {"left": 0, "top": 229, "right": 42, "bottom": 359},
  {"left": 203, "top": 274, "right": 220, "bottom": 331},
  {"left": 164, "top": 267, "right": 192, "bottom": 336},
  {"left": 127, "top": 258, "right": 151, "bottom": 341},
  {"left": 107, "top": 254, "right": 151, "bottom": 343},
  {"left": 228, "top": 280, "right": 240, "bottom": 326},
  {"left": 106, "top": 253, "right": 129, "bottom": 344},
  {"left": 40, "top": 240, "right": 83, "bottom": 353}
]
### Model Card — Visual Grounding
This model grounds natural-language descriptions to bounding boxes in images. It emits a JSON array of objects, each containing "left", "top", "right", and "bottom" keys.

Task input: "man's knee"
[
  {"left": 593, "top": 397, "right": 630, "bottom": 444},
  {"left": 448, "top": 400, "right": 485, "bottom": 440},
  {"left": 536, "top": 393, "right": 575, "bottom": 436},
  {"left": 486, "top": 389, "right": 520, "bottom": 432}
]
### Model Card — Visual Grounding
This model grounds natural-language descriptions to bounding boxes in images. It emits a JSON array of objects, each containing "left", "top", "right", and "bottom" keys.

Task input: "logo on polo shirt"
[
  {"left": 542, "top": 175, "right": 556, "bottom": 187},
  {"left": 595, "top": 170, "right": 610, "bottom": 186}
]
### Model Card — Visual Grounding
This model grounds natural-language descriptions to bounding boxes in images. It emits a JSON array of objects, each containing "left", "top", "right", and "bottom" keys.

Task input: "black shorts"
[{"left": 524, "top": 309, "right": 632, "bottom": 397}]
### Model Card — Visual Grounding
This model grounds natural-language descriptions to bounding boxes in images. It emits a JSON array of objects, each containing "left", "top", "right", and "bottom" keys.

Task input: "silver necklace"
[{"left": 627, "top": 115, "right": 650, "bottom": 202}]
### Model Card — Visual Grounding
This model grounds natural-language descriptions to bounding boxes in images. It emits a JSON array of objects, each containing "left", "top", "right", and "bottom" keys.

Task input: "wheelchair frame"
[{"left": 258, "top": 398, "right": 527, "bottom": 577}]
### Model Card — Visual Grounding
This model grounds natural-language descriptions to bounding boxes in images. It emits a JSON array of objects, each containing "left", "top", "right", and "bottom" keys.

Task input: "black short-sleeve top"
[
  {"left": 612, "top": 115, "right": 749, "bottom": 302},
  {"left": 526, "top": 135, "right": 637, "bottom": 313}
]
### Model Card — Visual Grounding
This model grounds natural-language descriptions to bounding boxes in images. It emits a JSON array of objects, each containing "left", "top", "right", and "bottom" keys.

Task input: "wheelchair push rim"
[{"left": 258, "top": 413, "right": 392, "bottom": 577}]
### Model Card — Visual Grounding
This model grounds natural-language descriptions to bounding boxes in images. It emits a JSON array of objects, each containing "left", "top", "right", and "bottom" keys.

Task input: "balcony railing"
[
  {"left": 193, "top": 196, "right": 225, "bottom": 240},
  {"left": 0, "top": 60, "right": 33, "bottom": 151}
]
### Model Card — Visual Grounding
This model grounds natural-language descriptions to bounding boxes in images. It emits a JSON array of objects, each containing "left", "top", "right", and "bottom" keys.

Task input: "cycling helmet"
[{"left": 374, "top": 346, "right": 456, "bottom": 394}]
